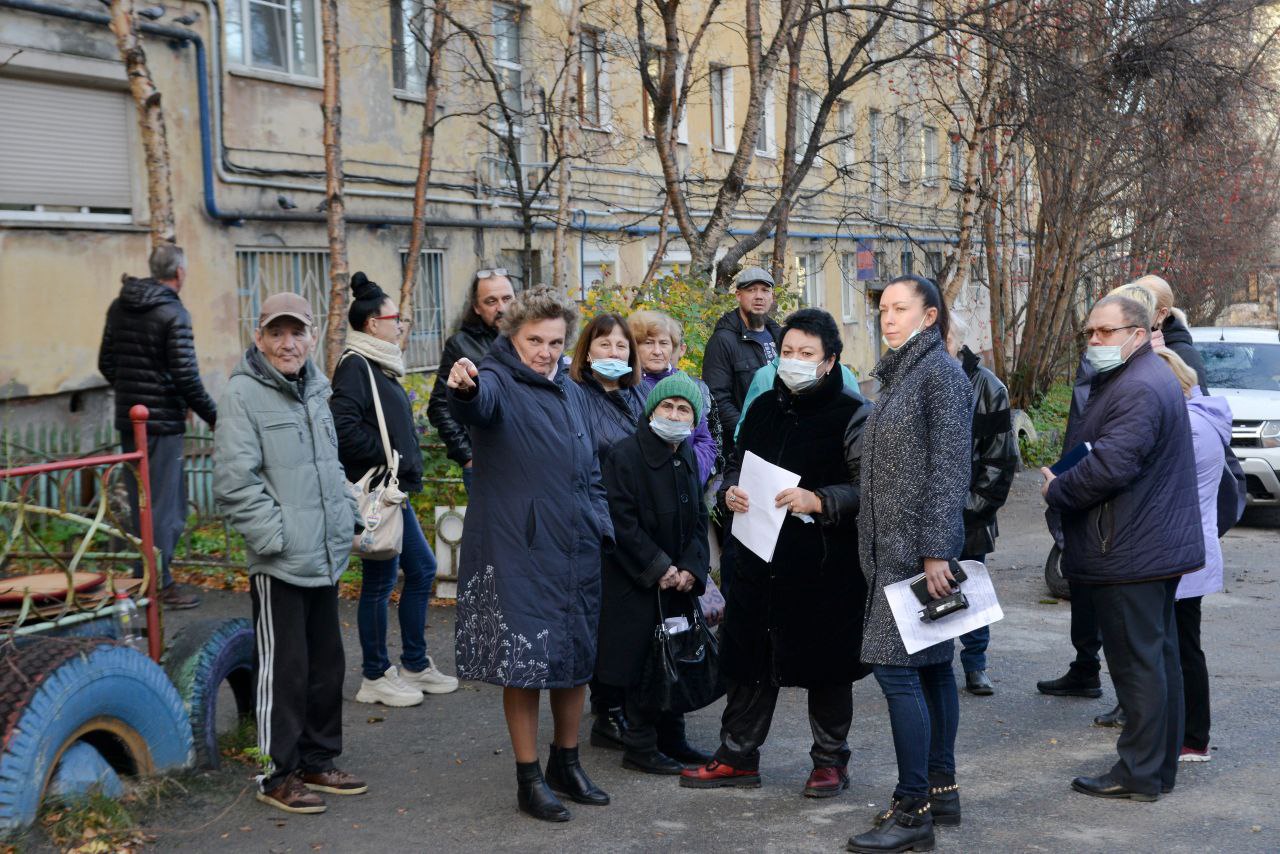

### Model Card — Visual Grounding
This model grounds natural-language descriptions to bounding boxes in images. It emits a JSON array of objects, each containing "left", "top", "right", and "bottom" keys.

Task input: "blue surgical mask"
[
  {"left": 777, "top": 357, "right": 822, "bottom": 392},
  {"left": 591, "top": 358, "right": 632, "bottom": 380},
  {"left": 1085, "top": 329, "right": 1138, "bottom": 373},
  {"left": 883, "top": 318, "right": 927, "bottom": 352},
  {"left": 650, "top": 416, "right": 693, "bottom": 444}
]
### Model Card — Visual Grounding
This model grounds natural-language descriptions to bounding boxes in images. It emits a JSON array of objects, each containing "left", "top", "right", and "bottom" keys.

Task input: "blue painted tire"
[
  {"left": 163, "top": 618, "right": 255, "bottom": 770},
  {"left": 0, "top": 639, "right": 193, "bottom": 836}
]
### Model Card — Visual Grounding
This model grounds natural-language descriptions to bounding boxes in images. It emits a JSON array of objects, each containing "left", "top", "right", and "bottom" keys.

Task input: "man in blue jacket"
[{"left": 1040, "top": 295, "right": 1203, "bottom": 802}]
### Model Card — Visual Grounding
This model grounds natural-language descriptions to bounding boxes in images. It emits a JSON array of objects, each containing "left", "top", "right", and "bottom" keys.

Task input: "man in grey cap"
[
  {"left": 702, "top": 266, "right": 782, "bottom": 458},
  {"left": 214, "top": 292, "right": 364, "bottom": 815}
]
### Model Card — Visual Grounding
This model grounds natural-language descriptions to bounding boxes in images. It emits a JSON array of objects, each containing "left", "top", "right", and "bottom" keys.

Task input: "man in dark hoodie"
[
  {"left": 98, "top": 244, "right": 216, "bottom": 609},
  {"left": 426, "top": 269, "right": 515, "bottom": 492},
  {"left": 702, "top": 266, "right": 783, "bottom": 459}
]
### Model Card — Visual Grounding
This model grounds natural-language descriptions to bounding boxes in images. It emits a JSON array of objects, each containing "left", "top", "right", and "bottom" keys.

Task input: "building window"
[
  {"left": 950, "top": 137, "right": 964, "bottom": 188},
  {"left": 895, "top": 116, "right": 910, "bottom": 183},
  {"left": 0, "top": 77, "right": 134, "bottom": 223},
  {"left": 799, "top": 253, "right": 823, "bottom": 307},
  {"left": 922, "top": 125, "right": 939, "bottom": 185},
  {"left": 391, "top": 0, "right": 431, "bottom": 94},
  {"left": 917, "top": 0, "right": 933, "bottom": 42},
  {"left": 493, "top": 2, "right": 523, "bottom": 116},
  {"left": 836, "top": 101, "right": 855, "bottom": 170},
  {"left": 868, "top": 109, "right": 882, "bottom": 181},
  {"left": 581, "top": 239, "right": 619, "bottom": 299},
  {"left": 236, "top": 248, "right": 331, "bottom": 362},
  {"left": 754, "top": 76, "right": 776, "bottom": 157},
  {"left": 401, "top": 251, "right": 447, "bottom": 370},
  {"left": 709, "top": 65, "right": 733, "bottom": 150},
  {"left": 926, "top": 250, "right": 944, "bottom": 278},
  {"left": 579, "top": 29, "right": 603, "bottom": 127},
  {"left": 640, "top": 49, "right": 686, "bottom": 142},
  {"left": 795, "top": 88, "right": 820, "bottom": 164},
  {"left": 874, "top": 250, "right": 888, "bottom": 280},
  {"left": 900, "top": 248, "right": 914, "bottom": 276},
  {"left": 225, "top": 0, "right": 320, "bottom": 78},
  {"left": 840, "top": 252, "right": 861, "bottom": 323}
]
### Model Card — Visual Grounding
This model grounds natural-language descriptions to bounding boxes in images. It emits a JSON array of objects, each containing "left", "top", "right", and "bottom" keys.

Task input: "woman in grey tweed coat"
[{"left": 848, "top": 275, "right": 973, "bottom": 854}]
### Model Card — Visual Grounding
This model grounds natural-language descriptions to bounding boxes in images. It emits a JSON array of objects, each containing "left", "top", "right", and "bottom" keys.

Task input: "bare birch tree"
[{"left": 320, "top": 0, "right": 350, "bottom": 375}]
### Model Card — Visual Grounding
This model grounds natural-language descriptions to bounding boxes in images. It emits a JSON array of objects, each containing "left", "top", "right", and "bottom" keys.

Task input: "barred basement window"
[
  {"left": 236, "top": 248, "right": 331, "bottom": 363},
  {"left": 400, "top": 250, "right": 447, "bottom": 371}
]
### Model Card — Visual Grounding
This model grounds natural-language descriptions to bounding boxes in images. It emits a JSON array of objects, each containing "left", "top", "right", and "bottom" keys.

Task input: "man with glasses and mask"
[
  {"left": 1039, "top": 295, "right": 1203, "bottom": 803},
  {"left": 428, "top": 268, "right": 516, "bottom": 493}
]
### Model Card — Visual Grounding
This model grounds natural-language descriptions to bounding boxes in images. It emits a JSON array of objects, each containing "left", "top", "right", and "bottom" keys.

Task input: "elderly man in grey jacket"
[{"left": 213, "top": 292, "right": 363, "bottom": 816}]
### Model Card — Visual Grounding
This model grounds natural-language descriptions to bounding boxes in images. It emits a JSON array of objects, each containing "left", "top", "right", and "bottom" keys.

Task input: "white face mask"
[
  {"left": 1085, "top": 329, "right": 1139, "bottom": 373},
  {"left": 777, "top": 357, "right": 823, "bottom": 392},
  {"left": 883, "top": 317, "right": 928, "bottom": 352},
  {"left": 649, "top": 415, "right": 693, "bottom": 444}
]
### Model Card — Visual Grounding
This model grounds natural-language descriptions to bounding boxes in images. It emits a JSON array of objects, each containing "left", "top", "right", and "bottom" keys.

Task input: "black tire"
[
  {"left": 162, "top": 617, "right": 255, "bottom": 770},
  {"left": 1044, "top": 544, "right": 1071, "bottom": 599},
  {"left": 0, "top": 639, "right": 193, "bottom": 836}
]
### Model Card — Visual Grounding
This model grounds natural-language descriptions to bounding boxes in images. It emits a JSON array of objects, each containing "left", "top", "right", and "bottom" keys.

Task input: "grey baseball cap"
[{"left": 735, "top": 266, "right": 775, "bottom": 289}]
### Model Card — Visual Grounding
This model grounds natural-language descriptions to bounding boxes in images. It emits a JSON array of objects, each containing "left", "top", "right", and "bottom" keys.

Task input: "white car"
[{"left": 1191, "top": 326, "right": 1280, "bottom": 505}]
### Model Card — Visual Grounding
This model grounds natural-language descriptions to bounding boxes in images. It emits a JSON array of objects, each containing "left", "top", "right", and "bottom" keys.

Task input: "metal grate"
[
  {"left": 402, "top": 251, "right": 447, "bottom": 371},
  {"left": 236, "top": 248, "right": 331, "bottom": 365}
]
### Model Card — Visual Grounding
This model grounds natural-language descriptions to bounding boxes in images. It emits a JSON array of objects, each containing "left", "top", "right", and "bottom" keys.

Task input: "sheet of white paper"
[
  {"left": 885, "top": 561, "right": 1004, "bottom": 655},
  {"left": 731, "top": 451, "right": 802, "bottom": 563}
]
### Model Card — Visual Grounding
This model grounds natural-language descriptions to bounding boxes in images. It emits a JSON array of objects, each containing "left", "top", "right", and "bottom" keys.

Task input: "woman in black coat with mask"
[{"left": 680, "top": 309, "right": 873, "bottom": 800}]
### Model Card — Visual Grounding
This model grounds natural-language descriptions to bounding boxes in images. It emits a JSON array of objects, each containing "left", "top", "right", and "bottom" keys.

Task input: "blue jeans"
[
  {"left": 357, "top": 503, "right": 437, "bottom": 680},
  {"left": 958, "top": 552, "right": 988, "bottom": 673},
  {"left": 873, "top": 656, "right": 960, "bottom": 800}
]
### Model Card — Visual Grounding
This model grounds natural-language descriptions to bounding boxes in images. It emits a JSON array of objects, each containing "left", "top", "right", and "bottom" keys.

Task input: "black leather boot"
[
  {"left": 589, "top": 707, "right": 628, "bottom": 750},
  {"left": 1093, "top": 704, "right": 1127, "bottom": 728},
  {"left": 848, "top": 797, "right": 935, "bottom": 853},
  {"left": 516, "top": 760, "right": 570, "bottom": 822},
  {"left": 622, "top": 747, "right": 684, "bottom": 775},
  {"left": 928, "top": 773, "right": 960, "bottom": 827},
  {"left": 657, "top": 716, "right": 714, "bottom": 767},
  {"left": 545, "top": 744, "right": 610, "bottom": 806}
]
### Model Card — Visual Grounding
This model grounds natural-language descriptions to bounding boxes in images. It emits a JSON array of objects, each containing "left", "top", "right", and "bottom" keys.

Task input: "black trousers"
[
  {"left": 121, "top": 431, "right": 187, "bottom": 589},
  {"left": 251, "top": 574, "right": 345, "bottom": 791},
  {"left": 1176, "top": 596, "right": 1210, "bottom": 751},
  {"left": 589, "top": 679, "right": 625, "bottom": 714},
  {"left": 714, "top": 681, "right": 853, "bottom": 771},
  {"left": 1086, "top": 578, "right": 1183, "bottom": 794},
  {"left": 1067, "top": 579, "right": 1103, "bottom": 678},
  {"left": 622, "top": 693, "right": 690, "bottom": 754}
]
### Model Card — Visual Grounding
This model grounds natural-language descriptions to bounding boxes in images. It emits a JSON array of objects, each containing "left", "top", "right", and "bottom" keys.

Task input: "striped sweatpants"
[{"left": 251, "top": 574, "right": 345, "bottom": 791}]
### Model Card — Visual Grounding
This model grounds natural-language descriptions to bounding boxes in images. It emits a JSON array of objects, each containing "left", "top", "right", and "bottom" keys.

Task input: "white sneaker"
[
  {"left": 355, "top": 667, "right": 424, "bottom": 707},
  {"left": 399, "top": 656, "right": 460, "bottom": 695}
]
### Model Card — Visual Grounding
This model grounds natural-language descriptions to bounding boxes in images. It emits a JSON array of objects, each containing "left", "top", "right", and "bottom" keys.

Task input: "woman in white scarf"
[{"left": 330, "top": 272, "right": 459, "bottom": 708}]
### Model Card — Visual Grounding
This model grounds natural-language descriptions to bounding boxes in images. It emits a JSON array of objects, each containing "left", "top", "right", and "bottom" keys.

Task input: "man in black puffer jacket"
[
  {"left": 98, "top": 244, "right": 216, "bottom": 609},
  {"left": 427, "top": 269, "right": 513, "bottom": 493}
]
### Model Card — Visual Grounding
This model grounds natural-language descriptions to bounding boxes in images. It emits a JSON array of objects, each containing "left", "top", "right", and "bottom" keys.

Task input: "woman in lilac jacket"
[{"left": 1158, "top": 349, "right": 1231, "bottom": 763}]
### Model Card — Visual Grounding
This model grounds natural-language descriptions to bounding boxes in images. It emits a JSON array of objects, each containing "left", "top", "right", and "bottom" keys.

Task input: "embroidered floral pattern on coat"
[{"left": 454, "top": 565, "right": 552, "bottom": 688}]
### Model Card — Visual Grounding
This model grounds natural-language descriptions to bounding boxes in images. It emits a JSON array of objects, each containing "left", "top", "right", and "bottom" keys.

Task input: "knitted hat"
[{"left": 644, "top": 373, "right": 703, "bottom": 424}]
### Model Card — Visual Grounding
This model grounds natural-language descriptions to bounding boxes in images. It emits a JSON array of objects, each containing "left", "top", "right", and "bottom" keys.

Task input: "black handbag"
[{"left": 636, "top": 591, "right": 724, "bottom": 714}]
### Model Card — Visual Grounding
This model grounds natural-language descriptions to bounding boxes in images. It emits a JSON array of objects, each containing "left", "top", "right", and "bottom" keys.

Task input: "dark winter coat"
[
  {"left": 595, "top": 425, "right": 709, "bottom": 686},
  {"left": 859, "top": 326, "right": 972, "bottom": 668},
  {"left": 574, "top": 375, "right": 647, "bottom": 463},
  {"left": 97, "top": 276, "right": 217, "bottom": 435},
  {"left": 960, "top": 347, "right": 1017, "bottom": 556},
  {"left": 702, "top": 309, "right": 782, "bottom": 453},
  {"left": 330, "top": 352, "right": 425, "bottom": 493},
  {"left": 1162, "top": 315, "right": 1210, "bottom": 393},
  {"left": 447, "top": 335, "right": 614, "bottom": 689},
  {"left": 718, "top": 369, "right": 873, "bottom": 687},
  {"left": 428, "top": 320, "right": 500, "bottom": 465},
  {"left": 1045, "top": 343, "right": 1204, "bottom": 584}
]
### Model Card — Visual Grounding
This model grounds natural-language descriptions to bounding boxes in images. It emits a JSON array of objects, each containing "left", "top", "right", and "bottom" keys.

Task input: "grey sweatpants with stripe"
[{"left": 251, "top": 574, "right": 345, "bottom": 791}]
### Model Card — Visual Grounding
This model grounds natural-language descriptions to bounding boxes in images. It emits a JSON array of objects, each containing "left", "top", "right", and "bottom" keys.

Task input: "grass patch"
[
  {"left": 39, "top": 790, "right": 147, "bottom": 853},
  {"left": 217, "top": 716, "right": 266, "bottom": 769},
  {"left": 1019, "top": 381, "right": 1073, "bottom": 469}
]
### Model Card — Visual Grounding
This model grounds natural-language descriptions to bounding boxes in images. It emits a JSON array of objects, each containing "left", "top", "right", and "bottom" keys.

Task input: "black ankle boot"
[
  {"left": 928, "top": 773, "right": 960, "bottom": 827},
  {"left": 589, "top": 707, "right": 629, "bottom": 750},
  {"left": 545, "top": 744, "right": 610, "bottom": 805},
  {"left": 847, "top": 797, "right": 935, "bottom": 853},
  {"left": 516, "top": 760, "right": 570, "bottom": 822}
]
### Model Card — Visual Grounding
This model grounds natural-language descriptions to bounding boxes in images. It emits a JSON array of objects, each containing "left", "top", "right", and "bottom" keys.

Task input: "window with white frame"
[
  {"left": 900, "top": 248, "right": 914, "bottom": 276},
  {"left": 401, "top": 250, "right": 447, "bottom": 370},
  {"left": 836, "top": 101, "right": 855, "bottom": 170},
  {"left": 581, "top": 239, "right": 619, "bottom": 298},
  {"left": 640, "top": 49, "right": 686, "bottom": 142},
  {"left": 895, "top": 116, "right": 910, "bottom": 183},
  {"left": 754, "top": 76, "right": 776, "bottom": 157},
  {"left": 866, "top": 9, "right": 880, "bottom": 61},
  {"left": 795, "top": 88, "right": 820, "bottom": 164},
  {"left": 493, "top": 3, "right": 523, "bottom": 116},
  {"left": 709, "top": 65, "right": 734, "bottom": 150},
  {"left": 225, "top": 0, "right": 319, "bottom": 78},
  {"left": 579, "top": 29, "right": 604, "bottom": 127},
  {"left": 868, "top": 109, "right": 882, "bottom": 184},
  {"left": 0, "top": 77, "right": 135, "bottom": 223},
  {"left": 391, "top": 0, "right": 430, "bottom": 93},
  {"left": 926, "top": 250, "right": 944, "bottom": 278},
  {"left": 798, "top": 253, "right": 823, "bottom": 307},
  {"left": 950, "top": 136, "right": 964, "bottom": 188},
  {"left": 922, "top": 125, "right": 939, "bottom": 185},
  {"left": 236, "top": 248, "right": 331, "bottom": 363},
  {"left": 840, "top": 252, "right": 861, "bottom": 323},
  {"left": 916, "top": 0, "right": 933, "bottom": 42}
]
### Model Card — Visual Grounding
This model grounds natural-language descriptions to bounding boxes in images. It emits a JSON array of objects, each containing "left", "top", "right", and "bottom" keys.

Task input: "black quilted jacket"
[{"left": 97, "top": 276, "right": 217, "bottom": 435}]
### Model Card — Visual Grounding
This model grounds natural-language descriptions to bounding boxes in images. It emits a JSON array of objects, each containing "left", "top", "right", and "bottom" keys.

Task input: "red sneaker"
[
  {"left": 1178, "top": 745, "right": 1211, "bottom": 762},
  {"left": 679, "top": 759, "right": 761, "bottom": 789},
  {"left": 803, "top": 765, "right": 850, "bottom": 798}
]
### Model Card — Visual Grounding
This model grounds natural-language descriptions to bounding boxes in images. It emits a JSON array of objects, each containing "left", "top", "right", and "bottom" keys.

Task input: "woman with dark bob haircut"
[
  {"left": 846, "top": 275, "right": 972, "bottom": 854},
  {"left": 682, "top": 308, "right": 874, "bottom": 799},
  {"left": 446, "top": 287, "right": 615, "bottom": 823}
]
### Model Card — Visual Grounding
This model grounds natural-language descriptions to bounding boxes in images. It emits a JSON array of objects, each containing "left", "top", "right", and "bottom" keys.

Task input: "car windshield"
[{"left": 1196, "top": 341, "right": 1280, "bottom": 391}]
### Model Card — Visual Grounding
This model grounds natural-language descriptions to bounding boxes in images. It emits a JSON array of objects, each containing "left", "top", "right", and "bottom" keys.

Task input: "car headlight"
[{"left": 1263, "top": 420, "right": 1280, "bottom": 449}]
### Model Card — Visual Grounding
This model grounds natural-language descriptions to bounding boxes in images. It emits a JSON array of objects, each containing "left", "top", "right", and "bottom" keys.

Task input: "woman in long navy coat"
[{"left": 447, "top": 287, "right": 614, "bottom": 823}]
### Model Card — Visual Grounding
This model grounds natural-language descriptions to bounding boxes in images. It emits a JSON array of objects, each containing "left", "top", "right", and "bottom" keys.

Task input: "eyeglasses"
[
  {"left": 1079, "top": 325, "right": 1138, "bottom": 340},
  {"left": 475, "top": 268, "right": 509, "bottom": 280},
  {"left": 374, "top": 313, "right": 403, "bottom": 324}
]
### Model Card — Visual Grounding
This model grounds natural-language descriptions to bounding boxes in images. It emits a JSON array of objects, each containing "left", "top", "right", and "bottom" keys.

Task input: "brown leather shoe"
[
  {"left": 158, "top": 584, "right": 200, "bottom": 610},
  {"left": 256, "top": 774, "right": 326, "bottom": 814},
  {"left": 300, "top": 768, "right": 368, "bottom": 795},
  {"left": 679, "top": 759, "right": 761, "bottom": 789},
  {"left": 803, "top": 765, "right": 850, "bottom": 798}
]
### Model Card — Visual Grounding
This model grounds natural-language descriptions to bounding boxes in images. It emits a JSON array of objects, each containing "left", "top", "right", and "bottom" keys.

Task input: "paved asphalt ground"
[{"left": 125, "top": 473, "right": 1278, "bottom": 852}]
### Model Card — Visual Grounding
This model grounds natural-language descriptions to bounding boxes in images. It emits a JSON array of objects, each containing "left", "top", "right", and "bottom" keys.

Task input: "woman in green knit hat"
[{"left": 595, "top": 373, "right": 714, "bottom": 775}]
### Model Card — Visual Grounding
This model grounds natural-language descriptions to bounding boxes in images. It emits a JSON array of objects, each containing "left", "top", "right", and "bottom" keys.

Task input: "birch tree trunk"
[
  {"left": 551, "top": 0, "right": 582, "bottom": 294},
  {"left": 399, "top": 1, "right": 449, "bottom": 350},
  {"left": 107, "top": 0, "right": 175, "bottom": 248},
  {"left": 320, "top": 0, "right": 350, "bottom": 376}
]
